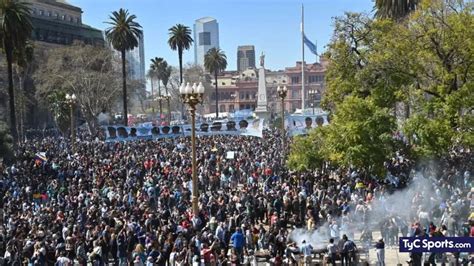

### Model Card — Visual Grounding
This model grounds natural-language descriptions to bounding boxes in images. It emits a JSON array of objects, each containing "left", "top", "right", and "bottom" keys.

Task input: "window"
[
  {"left": 39, "top": 10, "right": 44, "bottom": 16},
  {"left": 240, "top": 93, "right": 244, "bottom": 100},
  {"left": 291, "top": 76, "right": 300, "bottom": 84},
  {"left": 309, "top": 75, "right": 324, "bottom": 83},
  {"left": 221, "top": 82, "right": 226, "bottom": 86},
  {"left": 229, "top": 105, "right": 235, "bottom": 112},
  {"left": 198, "top": 32, "right": 211, "bottom": 45},
  {"left": 69, "top": 17, "right": 73, "bottom": 22},
  {"left": 32, "top": 8, "right": 37, "bottom": 15},
  {"left": 46, "top": 11, "right": 51, "bottom": 16},
  {"left": 282, "top": 80, "right": 286, "bottom": 83},
  {"left": 291, "top": 90, "right": 299, "bottom": 99},
  {"left": 220, "top": 105, "right": 226, "bottom": 112},
  {"left": 62, "top": 15, "right": 66, "bottom": 20},
  {"left": 55, "top": 12, "right": 59, "bottom": 18},
  {"left": 76, "top": 17, "right": 80, "bottom": 24}
]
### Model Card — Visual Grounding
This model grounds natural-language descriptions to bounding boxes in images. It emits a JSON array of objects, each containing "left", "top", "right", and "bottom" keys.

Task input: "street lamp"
[
  {"left": 277, "top": 85, "right": 288, "bottom": 152},
  {"left": 180, "top": 81, "right": 205, "bottom": 216},
  {"left": 161, "top": 92, "right": 172, "bottom": 124},
  {"left": 65, "top": 93, "right": 77, "bottom": 150},
  {"left": 309, "top": 89, "right": 318, "bottom": 115}
]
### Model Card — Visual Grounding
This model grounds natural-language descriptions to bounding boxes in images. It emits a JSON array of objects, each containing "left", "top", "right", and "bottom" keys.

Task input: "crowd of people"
[{"left": 0, "top": 130, "right": 472, "bottom": 265}]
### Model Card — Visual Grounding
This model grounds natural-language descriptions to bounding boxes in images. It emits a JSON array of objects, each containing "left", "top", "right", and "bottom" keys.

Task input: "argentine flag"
[{"left": 303, "top": 34, "right": 318, "bottom": 56}]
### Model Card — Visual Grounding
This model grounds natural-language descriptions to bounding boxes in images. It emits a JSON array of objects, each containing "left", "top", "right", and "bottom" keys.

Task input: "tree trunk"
[
  {"left": 121, "top": 49, "right": 128, "bottom": 126},
  {"left": 151, "top": 77, "right": 154, "bottom": 115},
  {"left": 178, "top": 47, "right": 183, "bottom": 84},
  {"left": 158, "top": 79, "right": 162, "bottom": 120},
  {"left": 215, "top": 70, "right": 218, "bottom": 119},
  {"left": 5, "top": 42, "right": 18, "bottom": 142},
  {"left": 178, "top": 47, "right": 185, "bottom": 120},
  {"left": 165, "top": 85, "right": 170, "bottom": 124}
]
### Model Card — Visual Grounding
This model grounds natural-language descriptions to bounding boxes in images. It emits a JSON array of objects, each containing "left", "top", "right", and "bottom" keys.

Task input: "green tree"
[
  {"left": 290, "top": 0, "right": 473, "bottom": 174},
  {"left": 374, "top": 0, "right": 419, "bottom": 20},
  {"left": 168, "top": 24, "right": 193, "bottom": 85},
  {"left": 204, "top": 48, "right": 227, "bottom": 118},
  {"left": 0, "top": 0, "right": 32, "bottom": 142},
  {"left": 105, "top": 8, "right": 142, "bottom": 126}
]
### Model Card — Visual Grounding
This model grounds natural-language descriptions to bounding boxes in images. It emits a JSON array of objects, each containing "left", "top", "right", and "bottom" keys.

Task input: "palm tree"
[
  {"left": 105, "top": 8, "right": 142, "bottom": 126},
  {"left": 0, "top": 0, "right": 32, "bottom": 142},
  {"left": 204, "top": 48, "right": 227, "bottom": 118},
  {"left": 146, "top": 67, "right": 156, "bottom": 114},
  {"left": 374, "top": 0, "right": 419, "bottom": 20},
  {"left": 168, "top": 24, "right": 193, "bottom": 85},
  {"left": 150, "top": 57, "right": 165, "bottom": 117}
]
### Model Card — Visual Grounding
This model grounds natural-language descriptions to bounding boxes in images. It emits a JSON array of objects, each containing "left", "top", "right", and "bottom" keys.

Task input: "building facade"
[
  {"left": 237, "top": 45, "right": 256, "bottom": 72},
  {"left": 194, "top": 17, "right": 219, "bottom": 66},
  {"left": 125, "top": 32, "right": 146, "bottom": 82},
  {"left": 26, "top": 0, "right": 104, "bottom": 46},
  {"left": 202, "top": 58, "right": 328, "bottom": 116}
]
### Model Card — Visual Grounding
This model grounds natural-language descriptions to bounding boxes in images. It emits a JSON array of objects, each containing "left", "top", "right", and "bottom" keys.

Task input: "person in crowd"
[{"left": 375, "top": 237, "right": 385, "bottom": 266}]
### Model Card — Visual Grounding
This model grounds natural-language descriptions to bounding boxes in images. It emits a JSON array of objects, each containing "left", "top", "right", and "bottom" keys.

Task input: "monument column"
[{"left": 254, "top": 52, "right": 270, "bottom": 122}]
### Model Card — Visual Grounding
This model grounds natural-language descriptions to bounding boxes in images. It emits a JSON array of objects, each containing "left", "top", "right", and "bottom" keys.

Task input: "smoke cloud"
[{"left": 289, "top": 172, "right": 444, "bottom": 248}]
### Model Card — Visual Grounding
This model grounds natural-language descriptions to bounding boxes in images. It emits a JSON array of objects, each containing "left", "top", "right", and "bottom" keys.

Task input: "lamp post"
[
  {"left": 65, "top": 93, "right": 77, "bottom": 150},
  {"left": 180, "top": 81, "right": 205, "bottom": 216},
  {"left": 309, "top": 89, "right": 317, "bottom": 115},
  {"left": 277, "top": 85, "right": 288, "bottom": 152},
  {"left": 162, "top": 92, "right": 172, "bottom": 125}
]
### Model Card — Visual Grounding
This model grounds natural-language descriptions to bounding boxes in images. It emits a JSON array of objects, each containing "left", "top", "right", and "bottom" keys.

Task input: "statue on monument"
[{"left": 260, "top": 52, "right": 265, "bottom": 68}]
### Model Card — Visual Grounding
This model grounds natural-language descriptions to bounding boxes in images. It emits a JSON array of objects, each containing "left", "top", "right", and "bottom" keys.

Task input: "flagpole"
[{"left": 301, "top": 4, "right": 305, "bottom": 111}]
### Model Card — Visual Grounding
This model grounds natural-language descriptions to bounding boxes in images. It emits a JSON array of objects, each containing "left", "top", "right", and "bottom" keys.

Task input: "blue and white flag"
[{"left": 303, "top": 34, "right": 318, "bottom": 56}]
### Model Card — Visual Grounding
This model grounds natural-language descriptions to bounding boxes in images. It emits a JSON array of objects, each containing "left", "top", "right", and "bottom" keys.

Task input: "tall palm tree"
[
  {"left": 374, "top": 0, "right": 419, "bottom": 20},
  {"left": 168, "top": 24, "right": 193, "bottom": 85},
  {"left": 105, "top": 8, "right": 142, "bottom": 126},
  {"left": 0, "top": 0, "right": 32, "bottom": 142},
  {"left": 204, "top": 48, "right": 227, "bottom": 118},
  {"left": 146, "top": 67, "right": 156, "bottom": 114},
  {"left": 151, "top": 57, "right": 165, "bottom": 117}
]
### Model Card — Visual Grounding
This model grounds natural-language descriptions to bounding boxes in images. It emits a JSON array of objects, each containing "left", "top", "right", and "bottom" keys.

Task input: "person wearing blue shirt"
[
  {"left": 300, "top": 240, "right": 313, "bottom": 265},
  {"left": 230, "top": 227, "right": 245, "bottom": 262}
]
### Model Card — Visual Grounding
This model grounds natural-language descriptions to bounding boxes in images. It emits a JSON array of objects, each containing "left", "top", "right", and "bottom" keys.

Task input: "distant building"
[
  {"left": 125, "top": 32, "right": 146, "bottom": 82},
  {"left": 237, "top": 45, "right": 256, "bottom": 72},
  {"left": 201, "top": 58, "right": 329, "bottom": 115},
  {"left": 194, "top": 17, "right": 219, "bottom": 66},
  {"left": 26, "top": 0, "right": 104, "bottom": 47}
]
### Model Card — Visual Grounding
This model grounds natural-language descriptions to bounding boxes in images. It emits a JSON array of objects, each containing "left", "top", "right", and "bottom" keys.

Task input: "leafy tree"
[
  {"left": 290, "top": 0, "right": 473, "bottom": 174},
  {"left": 0, "top": 0, "right": 32, "bottom": 141},
  {"left": 105, "top": 8, "right": 142, "bottom": 126},
  {"left": 204, "top": 48, "right": 227, "bottom": 118},
  {"left": 168, "top": 24, "right": 193, "bottom": 85},
  {"left": 34, "top": 43, "right": 122, "bottom": 134}
]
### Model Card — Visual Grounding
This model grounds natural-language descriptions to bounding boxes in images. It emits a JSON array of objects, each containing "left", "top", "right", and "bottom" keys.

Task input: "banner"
[
  {"left": 102, "top": 118, "right": 264, "bottom": 142},
  {"left": 287, "top": 115, "right": 328, "bottom": 136}
]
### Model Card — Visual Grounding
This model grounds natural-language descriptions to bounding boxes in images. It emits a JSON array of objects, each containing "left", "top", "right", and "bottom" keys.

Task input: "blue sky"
[{"left": 69, "top": 0, "right": 374, "bottom": 72}]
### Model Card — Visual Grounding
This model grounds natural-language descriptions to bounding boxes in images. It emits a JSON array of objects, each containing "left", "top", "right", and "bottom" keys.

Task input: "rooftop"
[{"left": 195, "top": 17, "right": 217, "bottom": 23}]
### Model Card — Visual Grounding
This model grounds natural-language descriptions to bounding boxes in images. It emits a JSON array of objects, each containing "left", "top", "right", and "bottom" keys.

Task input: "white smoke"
[
  {"left": 289, "top": 172, "right": 443, "bottom": 247},
  {"left": 97, "top": 112, "right": 111, "bottom": 125}
]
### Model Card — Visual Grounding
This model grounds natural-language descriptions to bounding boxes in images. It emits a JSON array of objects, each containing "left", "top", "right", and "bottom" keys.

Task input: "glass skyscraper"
[{"left": 194, "top": 17, "right": 219, "bottom": 66}]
